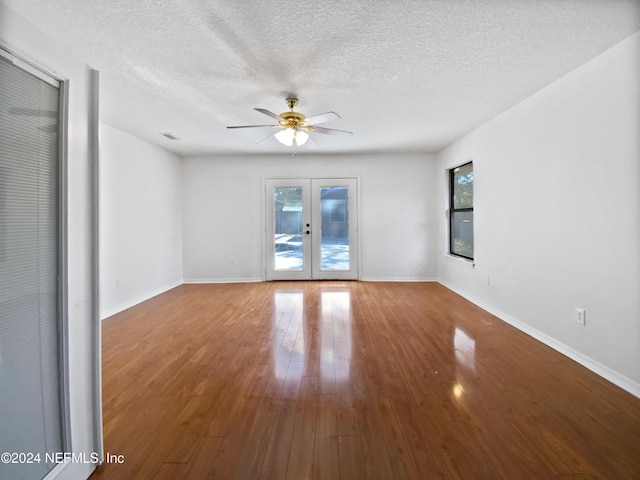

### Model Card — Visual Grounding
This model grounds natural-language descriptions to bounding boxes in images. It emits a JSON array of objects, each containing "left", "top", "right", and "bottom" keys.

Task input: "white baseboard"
[
  {"left": 183, "top": 277, "right": 263, "bottom": 284},
  {"left": 185, "top": 277, "right": 440, "bottom": 284},
  {"left": 360, "top": 277, "right": 439, "bottom": 282},
  {"left": 100, "top": 280, "right": 184, "bottom": 320},
  {"left": 45, "top": 457, "right": 96, "bottom": 480},
  {"left": 438, "top": 279, "right": 640, "bottom": 399}
]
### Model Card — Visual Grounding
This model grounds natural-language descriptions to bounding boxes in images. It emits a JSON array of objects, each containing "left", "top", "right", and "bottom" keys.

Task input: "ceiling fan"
[{"left": 227, "top": 97, "right": 352, "bottom": 147}]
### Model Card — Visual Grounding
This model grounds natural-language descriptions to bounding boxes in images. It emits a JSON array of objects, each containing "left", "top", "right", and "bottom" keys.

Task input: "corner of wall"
[
  {"left": 433, "top": 33, "right": 640, "bottom": 397},
  {"left": 99, "top": 125, "right": 185, "bottom": 319}
]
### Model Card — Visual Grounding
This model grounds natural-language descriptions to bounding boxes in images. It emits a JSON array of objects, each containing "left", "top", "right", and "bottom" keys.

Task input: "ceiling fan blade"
[
  {"left": 254, "top": 108, "right": 283, "bottom": 122},
  {"left": 309, "top": 126, "right": 353, "bottom": 136},
  {"left": 304, "top": 111, "right": 341, "bottom": 126},
  {"left": 226, "top": 124, "right": 279, "bottom": 129},
  {"left": 305, "top": 134, "right": 318, "bottom": 149},
  {"left": 257, "top": 131, "right": 280, "bottom": 144},
  {"left": 10, "top": 107, "right": 57, "bottom": 117}
]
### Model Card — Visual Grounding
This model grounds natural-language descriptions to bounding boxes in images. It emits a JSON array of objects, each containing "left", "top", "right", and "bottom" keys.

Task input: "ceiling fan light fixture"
[
  {"left": 275, "top": 127, "right": 295, "bottom": 146},
  {"left": 294, "top": 129, "right": 309, "bottom": 146}
]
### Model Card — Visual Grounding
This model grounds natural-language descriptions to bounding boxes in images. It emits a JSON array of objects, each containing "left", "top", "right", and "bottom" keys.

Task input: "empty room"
[{"left": 1, "top": 1, "right": 639, "bottom": 479}]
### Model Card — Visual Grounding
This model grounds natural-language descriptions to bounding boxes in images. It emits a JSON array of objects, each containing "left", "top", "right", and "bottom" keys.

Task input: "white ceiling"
[{"left": 5, "top": 0, "right": 640, "bottom": 157}]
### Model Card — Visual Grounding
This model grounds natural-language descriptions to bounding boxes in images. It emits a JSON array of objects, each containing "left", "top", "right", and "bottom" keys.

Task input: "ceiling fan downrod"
[{"left": 286, "top": 98, "right": 299, "bottom": 111}]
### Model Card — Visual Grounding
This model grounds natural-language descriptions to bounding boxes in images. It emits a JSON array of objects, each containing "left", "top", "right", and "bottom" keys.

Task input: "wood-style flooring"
[{"left": 91, "top": 282, "right": 640, "bottom": 479}]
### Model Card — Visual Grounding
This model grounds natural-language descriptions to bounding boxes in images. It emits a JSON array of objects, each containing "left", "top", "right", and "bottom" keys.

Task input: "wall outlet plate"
[{"left": 576, "top": 308, "right": 586, "bottom": 326}]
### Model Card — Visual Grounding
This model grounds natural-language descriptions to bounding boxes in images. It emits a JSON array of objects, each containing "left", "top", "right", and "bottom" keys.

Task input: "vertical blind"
[{"left": 0, "top": 52, "right": 63, "bottom": 479}]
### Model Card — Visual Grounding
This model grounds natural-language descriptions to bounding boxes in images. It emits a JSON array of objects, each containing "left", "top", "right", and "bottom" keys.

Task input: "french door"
[{"left": 265, "top": 178, "right": 358, "bottom": 280}]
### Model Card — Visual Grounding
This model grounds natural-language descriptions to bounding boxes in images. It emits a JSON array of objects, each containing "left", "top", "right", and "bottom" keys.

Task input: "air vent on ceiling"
[{"left": 160, "top": 132, "right": 180, "bottom": 140}]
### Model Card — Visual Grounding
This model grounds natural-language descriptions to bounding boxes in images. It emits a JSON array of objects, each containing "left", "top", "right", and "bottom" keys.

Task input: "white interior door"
[{"left": 265, "top": 178, "right": 358, "bottom": 280}]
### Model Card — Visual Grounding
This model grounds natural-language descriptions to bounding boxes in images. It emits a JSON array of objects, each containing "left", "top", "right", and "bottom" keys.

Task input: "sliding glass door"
[{"left": 265, "top": 178, "right": 358, "bottom": 280}]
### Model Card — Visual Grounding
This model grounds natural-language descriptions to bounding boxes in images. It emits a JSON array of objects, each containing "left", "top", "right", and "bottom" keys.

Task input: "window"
[{"left": 449, "top": 162, "right": 474, "bottom": 259}]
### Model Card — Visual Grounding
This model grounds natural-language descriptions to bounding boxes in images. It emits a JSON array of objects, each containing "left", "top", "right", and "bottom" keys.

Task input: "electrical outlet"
[
  {"left": 230, "top": 258, "right": 237, "bottom": 267},
  {"left": 576, "top": 308, "right": 586, "bottom": 326}
]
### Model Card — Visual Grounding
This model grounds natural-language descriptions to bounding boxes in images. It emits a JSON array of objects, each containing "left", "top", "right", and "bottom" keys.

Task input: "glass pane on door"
[
  {"left": 274, "top": 187, "right": 304, "bottom": 271},
  {"left": 320, "top": 187, "right": 349, "bottom": 270}
]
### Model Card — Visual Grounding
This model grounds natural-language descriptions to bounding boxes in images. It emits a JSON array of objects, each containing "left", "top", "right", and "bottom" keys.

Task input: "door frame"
[
  {"left": 0, "top": 41, "right": 102, "bottom": 479},
  {"left": 263, "top": 177, "right": 360, "bottom": 281}
]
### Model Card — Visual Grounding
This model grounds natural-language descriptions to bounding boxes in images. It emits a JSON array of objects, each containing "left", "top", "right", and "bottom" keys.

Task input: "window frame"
[{"left": 448, "top": 161, "right": 474, "bottom": 261}]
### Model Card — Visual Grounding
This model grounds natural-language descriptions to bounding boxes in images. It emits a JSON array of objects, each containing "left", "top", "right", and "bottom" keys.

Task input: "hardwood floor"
[{"left": 91, "top": 282, "right": 640, "bottom": 479}]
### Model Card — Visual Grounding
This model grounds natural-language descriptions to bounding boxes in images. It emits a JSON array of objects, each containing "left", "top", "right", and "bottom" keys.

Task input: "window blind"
[{"left": 0, "top": 51, "right": 63, "bottom": 479}]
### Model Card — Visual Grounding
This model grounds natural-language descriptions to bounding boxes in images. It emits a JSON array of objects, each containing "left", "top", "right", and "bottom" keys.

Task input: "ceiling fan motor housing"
[{"left": 279, "top": 110, "right": 306, "bottom": 129}]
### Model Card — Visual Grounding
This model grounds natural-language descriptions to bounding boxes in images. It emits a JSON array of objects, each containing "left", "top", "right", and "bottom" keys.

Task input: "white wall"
[
  {"left": 99, "top": 124, "right": 183, "bottom": 319},
  {"left": 181, "top": 153, "right": 438, "bottom": 282},
  {"left": 436, "top": 32, "right": 640, "bottom": 394},
  {"left": 1, "top": 3, "right": 102, "bottom": 479}
]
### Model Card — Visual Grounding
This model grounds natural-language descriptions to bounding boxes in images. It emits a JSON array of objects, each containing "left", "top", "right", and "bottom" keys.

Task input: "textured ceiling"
[{"left": 5, "top": 0, "right": 640, "bottom": 156}]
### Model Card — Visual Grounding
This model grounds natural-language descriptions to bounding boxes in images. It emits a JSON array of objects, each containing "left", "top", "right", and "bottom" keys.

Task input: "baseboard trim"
[
  {"left": 185, "top": 277, "right": 440, "bottom": 283},
  {"left": 100, "top": 280, "right": 184, "bottom": 320},
  {"left": 45, "top": 459, "right": 96, "bottom": 480},
  {"left": 438, "top": 279, "right": 640, "bottom": 399},
  {"left": 183, "top": 277, "right": 263, "bottom": 284},
  {"left": 360, "top": 277, "right": 439, "bottom": 282}
]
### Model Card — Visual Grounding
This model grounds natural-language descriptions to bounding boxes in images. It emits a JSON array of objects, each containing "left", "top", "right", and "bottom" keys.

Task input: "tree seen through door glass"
[{"left": 274, "top": 187, "right": 304, "bottom": 270}]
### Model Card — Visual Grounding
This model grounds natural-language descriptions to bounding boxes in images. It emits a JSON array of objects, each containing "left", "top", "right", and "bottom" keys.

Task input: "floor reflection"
[
  {"left": 453, "top": 327, "right": 476, "bottom": 400},
  {"left": 452, "top": 382, "right": 464, "bottom": 398},
  {"left": 271, "top": 288, "right": 352, "bottom": 386},
  {"left": 272, "top": 291, "right": 305, "bottom": 380},
  {"left": 321, "top": 290, "right": 352, "bottom": 383},
  {"left": 454, "top": 327, "right": 476, "bottom": 373}
]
